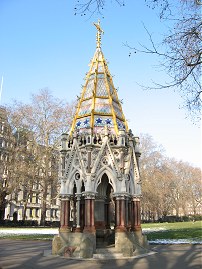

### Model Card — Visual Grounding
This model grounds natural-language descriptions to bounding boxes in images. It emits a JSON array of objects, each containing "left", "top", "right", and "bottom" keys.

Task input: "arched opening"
[{"left": 95, "top": 173, "right": 115, "bottom": 247}]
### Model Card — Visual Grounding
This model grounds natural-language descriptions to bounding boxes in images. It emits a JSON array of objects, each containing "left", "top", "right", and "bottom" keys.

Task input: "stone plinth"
[{"left": 52, "top": 232, "right": 96, "bottom": 258}]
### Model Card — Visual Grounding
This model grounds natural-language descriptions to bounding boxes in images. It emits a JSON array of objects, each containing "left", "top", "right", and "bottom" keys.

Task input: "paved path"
[{"left": 0, "top": 239, "right": 201, "bottom": 269}]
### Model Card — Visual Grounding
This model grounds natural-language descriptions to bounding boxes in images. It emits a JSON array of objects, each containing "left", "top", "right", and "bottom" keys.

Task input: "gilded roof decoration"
[{"left": 69, "top": 20, "right": 128, "bottom": 136}]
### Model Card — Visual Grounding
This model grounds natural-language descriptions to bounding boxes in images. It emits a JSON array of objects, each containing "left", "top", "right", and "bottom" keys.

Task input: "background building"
[{"left": 0, "top": 106, "right": 61, "bottom": 224}]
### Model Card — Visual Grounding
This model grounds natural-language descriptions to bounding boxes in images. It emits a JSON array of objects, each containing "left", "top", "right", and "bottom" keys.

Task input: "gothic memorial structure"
[{"left": 52, "top": 21, "right": 148, "bottom": 258}]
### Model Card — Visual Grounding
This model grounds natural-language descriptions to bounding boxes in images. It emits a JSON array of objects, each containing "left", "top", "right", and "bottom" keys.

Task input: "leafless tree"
[
  {"left": 139, "top": 133, "right": 202, "bottom": 221},
  {"left": 5, "top": 89, "right": 75, "bottom": 225},
  {"left": 73, "top": 0, "right": 125, "bottom": 16}
]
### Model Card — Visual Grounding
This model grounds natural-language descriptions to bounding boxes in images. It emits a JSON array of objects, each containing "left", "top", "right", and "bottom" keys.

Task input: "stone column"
[
  {"left": 127, "top": 198, "right": 132, "bottom": 231},
  {"left": 80, "top": 197, "right": 85, "bottom": 231},
  {"left": 60, "top": 195, "right": 71, "bottom": 232},
  {"left": 131, "top": 196, "right": 141, "bottom": 231},
  {"left": 83, "top": 192, "right": 95, "bottom": 233},
  {"left": 70, "top": 197, "right": 76, "bottom": 232},
  {"left": 114, "top": 194, "right": 127, "bottom": 232},
  {"left": 105, "top": 199, "right": 110, "bottom": 229},
  {"left": 125, "top": 196, "right": 128, "bottom": 228},
  {"left": 75, "top": 194, "right": 81, "bottom": 232}
]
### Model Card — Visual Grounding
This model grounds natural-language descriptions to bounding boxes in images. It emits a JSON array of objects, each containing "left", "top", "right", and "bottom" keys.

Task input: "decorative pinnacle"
[{"left": 93, "top": 19, "right": 104, "bottom": 48}]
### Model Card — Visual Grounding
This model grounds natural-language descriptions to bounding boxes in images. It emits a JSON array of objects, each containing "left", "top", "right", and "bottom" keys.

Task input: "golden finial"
[{"left": 93, "top": 19, "right": 104, "bottom": 48}]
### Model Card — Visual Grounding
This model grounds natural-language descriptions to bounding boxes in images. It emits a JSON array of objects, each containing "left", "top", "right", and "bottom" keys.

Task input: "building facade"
[
  {"left": 0, "top": 107, "right": 60, "bottom": 224},
  {"left": 0, "top": 106, "right": 14, "bottom": 220}
]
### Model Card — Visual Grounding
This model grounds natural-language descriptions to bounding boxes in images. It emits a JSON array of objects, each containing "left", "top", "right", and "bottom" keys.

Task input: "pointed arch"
[
  {"left": 94, "top": 166, "right": 117, "bottom": 193},
  {"left": 91, "top": 139, "right": 120, "bottom": 177},
  {"left": 66, "top": 167, "right": 82, "bottom": 194},
  {"left": 65, "top": 139, "right": 86, "bottom": 178}
]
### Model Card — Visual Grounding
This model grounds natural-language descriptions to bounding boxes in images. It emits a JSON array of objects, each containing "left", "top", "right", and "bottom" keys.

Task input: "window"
[
  {"left": 30, "top": 209, "right": 33, "bottom": 218},
  {"left": 36, "top": 208, "right": 39, "bottom": 217},
  {"left": 51, "top": 209, "right": 54, "bottom": 218}
]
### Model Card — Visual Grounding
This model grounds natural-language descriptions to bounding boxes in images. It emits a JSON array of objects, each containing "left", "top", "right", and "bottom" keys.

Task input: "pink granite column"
[
  {"left": 115, "top": 195, "right": 127, "bottom": 232},
  {"left": 60, "top": 196, "right": 71, "bottom": 232},
  {"left": 127, "top": 197, "right": 132, "bottom": 231},
  {"left": 131, "top": 196, "right": 141, "bottom": 231},
  {"left": 83, "top": 193, "right": 95, "bottom": 233}
]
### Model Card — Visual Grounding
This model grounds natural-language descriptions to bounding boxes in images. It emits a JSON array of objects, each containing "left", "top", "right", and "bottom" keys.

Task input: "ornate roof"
[{"left": 69, "top": 20, "right": 128, "bottom": 136}]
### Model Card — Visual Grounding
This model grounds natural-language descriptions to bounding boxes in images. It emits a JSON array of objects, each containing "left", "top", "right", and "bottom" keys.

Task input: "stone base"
[
  {"left": 115, "top": 230, "right": 149, "bottom": 257},
  {"left": 52, "top": 229, "right": 149, "bottom": 259},
  {"left": 52, "top": 231, "right": 96, "bottom": 258}
]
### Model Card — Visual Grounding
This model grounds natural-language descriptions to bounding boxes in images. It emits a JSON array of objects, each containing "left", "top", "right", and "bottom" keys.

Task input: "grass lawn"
[
  {"left": 0, "top": 234, "right": 54, "bottom": 240},
  {"left": 0, "top": 221, "right": 201, "bottom": 242},
  {"left": 0, "top": 227, "right": 58, "bottom": 240},
  {"left": 142, "top": 221, "right": 202, "bottom": 241}
]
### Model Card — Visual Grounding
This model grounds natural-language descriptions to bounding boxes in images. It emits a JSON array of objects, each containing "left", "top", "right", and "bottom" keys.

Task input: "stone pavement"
[{"left": 0, "top": 239, "right": 201, "bottom": 269}]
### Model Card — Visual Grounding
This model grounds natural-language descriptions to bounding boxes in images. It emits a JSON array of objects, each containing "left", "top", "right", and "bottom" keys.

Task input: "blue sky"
[{"left": 0, "top": 0, "right": 201, "bottom": 168}]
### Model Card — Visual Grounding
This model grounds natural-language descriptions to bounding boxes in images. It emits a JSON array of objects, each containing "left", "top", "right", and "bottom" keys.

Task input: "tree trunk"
[
  {"left": 40, "top": 190, "right": 47, "bottom": 226},
  {"left": 22, "top": 202, "right": 28, "bottom": 221},
  {"left": 0, "top": 191, "right": 7, "bottom": 220}
]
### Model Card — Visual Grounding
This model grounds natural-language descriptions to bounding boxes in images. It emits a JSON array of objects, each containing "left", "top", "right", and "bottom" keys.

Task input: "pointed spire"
[
  {"left": 69, "top": 22, "right": 128, "bottom": 137},
  {"left": 93, "top": 19, "right": 104, "bottom": 48}
]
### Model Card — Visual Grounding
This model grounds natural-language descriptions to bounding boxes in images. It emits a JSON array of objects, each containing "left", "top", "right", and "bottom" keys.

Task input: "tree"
[
  {"left": 74, "top": 0, "right": 125, "bottom": 15},
  {"left": 166, "top": 159, "right": 202, "bottom": 216},
  {"left": 139, "top": 133, "right": 202, "bottom": 221},
  {"left": 6, "top": 89, "right": 75, "bottom": 225},
  {"left": 138, "top": 134, "right": 172, "bottom": 221},
  {"left": 5, "top": 129, "right": 38, "bottom": 221},
  {"left": 129, "top": 1, "right": 201, "bottom": 121},
  {"left": 0, "top": 107, "right": 15, "bottom": 220},
  {"left": 75, "top": 0, "right": 202, "bottom": 121}
]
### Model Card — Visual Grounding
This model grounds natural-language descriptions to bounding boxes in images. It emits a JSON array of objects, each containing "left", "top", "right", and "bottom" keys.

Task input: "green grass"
[
  {"left": 0, "top": 234, "right": 53, "bottom": 240},
  {"left": 0, "top": 221, "right": 201, "bottom": 241},
  {"left": 142, "top": 221, "right": 202, "bottom": 241}
]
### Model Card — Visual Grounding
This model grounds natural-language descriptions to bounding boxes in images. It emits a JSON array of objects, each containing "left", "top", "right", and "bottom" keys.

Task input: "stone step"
[
  {"left": 93, "top": 247, "right": 124, "bottom": 259},
  {"left": 96, "top": 247, "right": 117, "bottom": 254},
  {"left": 93, "top": 253, "right": 124, "bottom": 259}
]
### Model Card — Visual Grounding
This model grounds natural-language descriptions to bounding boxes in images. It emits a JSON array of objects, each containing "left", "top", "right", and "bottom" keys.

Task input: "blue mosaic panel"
[
  {"left": 75, "top": 117, "right": 90, "bottom": 129},
  {"left": 112, "top": 101, "right": 123, "bottom": 118},
  {"left": 108, "top": 83, "right": 118, "bottom": 102},
  {"left": 98, "top": 73, "right": 104, "bottom": 79},
  {"left": 95, "top": 117, "right": 103, "bottom": 126},
  {"left": 83, "top": 118, "right": 90, "bottom": 127},
  {"left": 76, "top": 120, "right": 82, "bottom": 128},
  {"left": 98, "top": 63, "right": 103, "bottom": 72},
  {"left": 105, "top": 118, "right": 113, "bottom": 127},
  {"left": 94, "top": 117, "right": 114, "bottom": 128},
  {"left": 94, "top": 103, "right": 111, "bottom": 114},
  {"left": 116, "top": 119, "right": 126, "bottom": 130},
  {"left": 78, "top": 106, "right": 91, "bottom": 116},
  {"left": 83, "top": 79, "right": 94, "bottom": 99},
  {"left": 94, "top": 98, "right": 111, "bottom": 114},
  {"left": 82, "top": 99, "right": 93, "bottom": 106},
  {"left": 78, "top": 100, "right": 92, "bottom": 116},
  {"left": 96, "top": 79, "right": 108, "bottom": 96}
]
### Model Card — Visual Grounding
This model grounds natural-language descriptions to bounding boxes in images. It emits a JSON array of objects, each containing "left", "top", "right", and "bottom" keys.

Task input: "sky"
[{"left": 0, "top": 0, "right": 201, "bottom": 168}]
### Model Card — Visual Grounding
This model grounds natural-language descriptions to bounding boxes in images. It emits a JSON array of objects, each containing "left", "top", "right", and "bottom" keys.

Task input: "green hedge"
[
  {"left": 0, "top": 220, "right": 60, "bottom": 227},
  {"left": 143, "top": 215, "right": 202, "bottom": 223}
]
